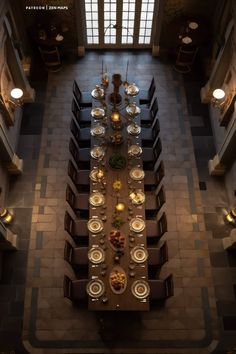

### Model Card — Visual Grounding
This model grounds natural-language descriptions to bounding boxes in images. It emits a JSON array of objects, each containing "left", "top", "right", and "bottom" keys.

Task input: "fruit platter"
[
  {"left": 109, "top": 266, "right": 127, "bottom": 294},
  {"left": 109, "top": 229, "right": 126, "bottom": 250}
]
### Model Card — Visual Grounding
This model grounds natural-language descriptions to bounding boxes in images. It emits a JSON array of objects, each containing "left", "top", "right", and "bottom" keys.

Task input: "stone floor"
[{"left": 0, "top": 51, "right": 235, "bottom": 354}]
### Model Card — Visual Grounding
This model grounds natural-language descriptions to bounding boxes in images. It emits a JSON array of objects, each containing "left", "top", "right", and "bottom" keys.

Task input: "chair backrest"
[
  {"left": 71, "top": 98, "right": 81, "bottom": 121},
  {"left": 152, "top": 117, "right": 160, "bottom": 140},
  {"left": 157, "top": 212, "right": 167, "bottom": 238},
  {"left": 38, "top": 46, "right": 61, "bottom": 67},
  {"left": 66, "top": 184, "right": 76, "bottom": 210},
  {"left": 64, "top": 240, "right": 73, "bottom": 263},
  {"left": 70, "top": 119, "right": 80, "bottom": 141},
  {"left": 69, "top": 138, "right": 79, "bottom": 165},
  {"left": 176, "top": 46, "right": 198, "bottom": 66},
  {"left": 159, "top": 241, "right": 168, "bottom": 265},
  {"left": 64, "top": 211, "right": 74, "bottom": 237},
  {"left": 164, "top": 274, "right": 174, "bottom": 298},
  {"left": 155, "top": 161, "right": 165, "bottom": 184},
  {"left": 63, "top": 275, "right": 72, "bottom": 299},
  {"left": 73, "top": 80, "right": 82, "bottom": 103},
  {"left": 156, "top": 185, "right": 166, "bottom": 211},
  {"left": 153, "top": 137, "right": 162, "bottom": 161},
  {"left": 151, "top": 97, "right": 158, "bottom": 117},
  {"left": 149, "top": 77, "right": 156, "bottom": 101},
  {"left": 68, "top": 159, "right": 78, "bottom": 186}
]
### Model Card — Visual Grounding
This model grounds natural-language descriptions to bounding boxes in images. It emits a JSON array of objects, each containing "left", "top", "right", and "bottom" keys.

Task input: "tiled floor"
[{"left": 0, "top": 51, "right": 235, "bottom": 354}]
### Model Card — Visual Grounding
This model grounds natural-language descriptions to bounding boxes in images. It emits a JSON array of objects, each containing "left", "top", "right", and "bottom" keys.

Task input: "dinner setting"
[{"left": 64, "top": 64, "right": 173, "bottom": 311}]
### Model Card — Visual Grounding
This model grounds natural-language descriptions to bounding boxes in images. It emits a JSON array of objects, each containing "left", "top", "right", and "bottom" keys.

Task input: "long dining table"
[{"left": 87, "top": 74, "right": 150, "bottom": 311}]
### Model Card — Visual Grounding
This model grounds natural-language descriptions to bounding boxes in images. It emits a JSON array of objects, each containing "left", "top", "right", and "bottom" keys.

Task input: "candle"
[
  {"left": 125, "top": 60, "right": 129, "bottom": 82},
  {"left": 111, "top": 110, "right": 120, "bottom": 122},
  {"left": 102, "top": 60, "right": 103, "bottom": 77},
  {"left": 96, "top": 169, "right": 104, "bottom": 179},
  {"left": 116, "top": 203, "right": 125, "bottom": 212}
]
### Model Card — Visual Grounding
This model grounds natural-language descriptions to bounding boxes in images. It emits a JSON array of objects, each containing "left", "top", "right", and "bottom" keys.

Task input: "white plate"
[
  {"left": 87, "top": 279, "right": 105, "bottom": 298},
  {"left": 127, "top": 124, "right": 141, "bottom": 136},
  {"left": 128, "top": 144, "right": 142, "bottom": 157},
  {"left": 91, "top": 87, "right": 104, "bottom": 99},
  {"left": 131, "top": 280, "right": 150, "bottom": 299},
  {"left": 130, "top": 191, "right": 145, "bottom": 205},
  {"left": 89, "top": 192, "right": 105, "bottom": 206},
  {"left": 87, "top": 218, "right": 104, "bottom": 233},
  {"left": 126, "top": 84, "right": 140, "bottom": 97},
  {"left": 126, "top": 104, "right": 141, "bottom": 116},
  {"left": 91, "top": 107, "right": 105, "bottom": 119},
  {"left": 90, "top": 146, "right": 105, "bottom": 159},
  {"left": 88, "top": 247, "right": 105, "bottom": 264},
  {"left": 129, "top": 218, "right": 145, "bottom": 232},
  {"left": 129, "top": 168, "right": 145, "bottom": 181},
  {"left": 130, "top": 246, "right": 148, "bottom": 263},
  {"left": 91, "top": 125, "right": 105, "bottom": 137}
]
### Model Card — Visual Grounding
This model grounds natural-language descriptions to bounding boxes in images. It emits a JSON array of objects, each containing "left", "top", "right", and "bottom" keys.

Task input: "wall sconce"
[
  {"left": 0, "top": 208, "right": 13, "bottom": 224},
  {"left": 223, "top": 208, "right": 236, "bottom": 225},
  {"left": 8, "top": 88, "right": 23, "bottom": 107},
  {"left": 212, "top": 88, "right": 226, "bottom": 107}
]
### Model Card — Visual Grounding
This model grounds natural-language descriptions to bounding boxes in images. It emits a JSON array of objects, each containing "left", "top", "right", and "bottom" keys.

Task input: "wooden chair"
[
  {"left": 140, "top": 97, "right": 158, "bottom": 126},
  {"left": 146, "top": 212, "right": 167, "bottom": 244},
  {"left": 148, "top": 241, "right": 168, "bottom": 278},
  {"left": 38, "top": 46, "right": 61, "bottom": 72},
  {"left": 64, "top": 241, "right": 88, "bottom": 274},
  {"left": 139, "top": 77, "right": 156, "bottom": 107},
  {"left": 174, "top": 45, "right": 199, "bottom": 73},
  {"left": 63, "top": 275, "right": 88, "bottom": 302},
  {"left": 141, "top": 116, "right": 160, "bottom": 147},
  {"left": 69, "top": 138, "right": 90, "bottom": 170},
  {"left": 73, "top": 80, "right": 92, "bottom": 108},
  {"left": 145, "top": 186, "right": 165, "bottom": 219},
  {"left": 72, "top": 98, "right": 91, "bottom": 127},
  {"left": 149, "top": 274, "right": 174, "bottom": 301},
  {"left": 143, "top": 137, "right": 162, "bottom": 170},
  {"left": 144, "top": 161, "right": 164, "bottom": 192},
  {"left": 70, "top": 119, "right": 91, "bottom": 148},
  {"left": 64, "top": 211, "right": 89, "bottom": 245},
  {"left": 66, "top": 184, "right": 89, "bottom": 218},
  {"left": 67, "top": 159, "right": 90, "bottom": 192}
]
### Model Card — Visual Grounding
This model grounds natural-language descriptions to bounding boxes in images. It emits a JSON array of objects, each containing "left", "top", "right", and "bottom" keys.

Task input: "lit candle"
[
  {"left": 96, "top": 169, "right": 104, "bottom": 179},
  {"left": 111, "top": 110, "right": 120, "bottom": 122},
  {"left": 116, "top": 203, "right": 125, "bottom": 212},
  {"left": 125, "top": 60, "right": 129, "bottom": 82}
]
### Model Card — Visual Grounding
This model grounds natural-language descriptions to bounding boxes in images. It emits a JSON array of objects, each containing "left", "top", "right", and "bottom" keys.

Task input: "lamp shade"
[
  {"left": 212, "top": 89, "right": 225, "bottom": 100},
  {"left": 10, "top": 88, "right": 23, "bottom": 99}
]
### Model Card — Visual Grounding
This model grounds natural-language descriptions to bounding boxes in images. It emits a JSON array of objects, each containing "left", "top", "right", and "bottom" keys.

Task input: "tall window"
[
  {"left": 121, "top": 0, "right": 135, "bottom": 44},
  {"left": 85, "top": 0, "right": 99, "bottom": 44},
  {"left": 104, "top": 0, "right": 117, "bottom": 44},
  {"left": 138, "top": 0, "right": 155, "bottom": 44}
]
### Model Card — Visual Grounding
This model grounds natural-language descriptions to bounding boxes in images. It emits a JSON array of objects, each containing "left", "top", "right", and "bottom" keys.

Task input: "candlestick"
[
  {"left": 102, "top": 60, "right": 103, "bottom": 77},
  {"left": 125, "top": 60, "right": 129, "bottom": 82}
]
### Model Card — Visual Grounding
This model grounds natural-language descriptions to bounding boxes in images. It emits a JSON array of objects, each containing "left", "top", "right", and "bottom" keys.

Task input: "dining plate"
[
  {"left": 90, "top": 146, "right": 105, "bottom": 159},
  {"left": 128, "top": 144, "right": 142, "bottom": 157},
  {"left": 89, "top": 168, "right": 105, "bottom": 182},
  {"left": 91, "top": 87, "right": 104, "bottom": 99},
  {"left": 89, "top": 192, "right": 105, "bottom": 206},
  {"left": 91, "top": 125, "right": 105, "bottom": 137},
  {"left": 91, "top": 107, "right": 105, "bottom": 119},
  {"left": 131, "top": 280, "right": 150, "bottom": 299},
  {"left": 87, "top": 279, "right": 105, "bottom": 298},
  {"left": 126, "top": 104, "right": 141, "bottom": 117},
  {"left": 87, "top": 218, "right": 104, "bottom": 233},
  {"left": 129, "top": 167, "right": 145, "bottom": 181},
  {"left": 130, "top": 191, "right": 145, "bottom": 205},
  {"left": 129, "top": 218, "right": 145, "bottom": 232},
  {"left": 88, "top": 247, "right": 105, "bottom": 264},
  {"left": 130, "top": 246, "right": 148, "bottom": 263},
  {"left": 125, "top": 84, "right": 140, "bottom": 97},
  {"left": 127, "top": 123, "right": 141, "bottom": 136}
]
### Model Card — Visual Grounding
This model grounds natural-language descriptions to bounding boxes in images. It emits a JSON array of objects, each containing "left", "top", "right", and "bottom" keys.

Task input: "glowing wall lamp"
[
  {"left": 9, "top": 88, "right": 23, "bottom": 107},
  {"left": 212, "top": 88, "right": 226, "bottom": 107}
]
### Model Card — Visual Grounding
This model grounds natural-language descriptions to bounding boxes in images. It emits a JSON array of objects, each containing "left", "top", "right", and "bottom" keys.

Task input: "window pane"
[
  {"left": 93, "top": 37, "right": 99, "bottom": 44},
  {"left": 85, "top": 0, "right": 99, "bottom": 45},
  {"left": 144, "top": 37, "right": 150, "bottom": 44},
  {"left": 138, "top": 0, "right": 155, "bottom": 45}
]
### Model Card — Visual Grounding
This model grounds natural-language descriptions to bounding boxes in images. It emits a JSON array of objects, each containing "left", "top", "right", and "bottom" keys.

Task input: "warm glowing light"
[
  {"left": 213, "top": 89, "right": 225, "bottom": 100},
  {"left": 226, "top": 213, "right": 234, "bottom": 223},
  {"left": 111, "top": 110, "right": 120, "bottom": 122},
  {"left": 0, "top": 208, "right": 13, "bottom": 224},
  {"left": 182, "top": 36, "right": 192, "bottom": 44},
  {"left": 10, "top": 88, "right": 23, "bottom": 99},
  {"left": 189, "top": 22, "right": 198, "bottom": 30},
  {"left": 96, "top": 169, "right": 104, "bottom": 179},
  {"left": 115, "top": 203, "right": 125, "bottom": 212},
  {"left": 129, "top": 192, "right": 136, "bottom": 200}
]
